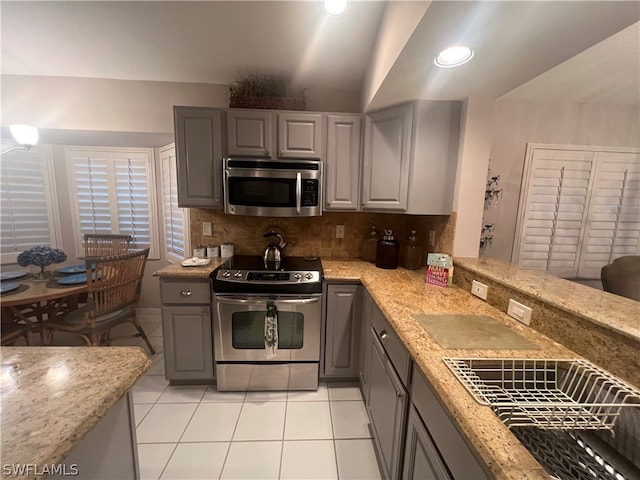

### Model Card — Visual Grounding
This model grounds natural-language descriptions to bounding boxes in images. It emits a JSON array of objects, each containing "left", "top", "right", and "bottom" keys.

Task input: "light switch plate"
[
  {"left": 202, "top": 221, "right": 212, "bottom": 236},
  {"left": 507, "top": 299, "right": 532, "bottom": 326},
  {"left": 336, "top": 225, "right": 345, "bottom": 239},
  {"left": 471, "top": 280, "right": 488, "bottom": 300}
]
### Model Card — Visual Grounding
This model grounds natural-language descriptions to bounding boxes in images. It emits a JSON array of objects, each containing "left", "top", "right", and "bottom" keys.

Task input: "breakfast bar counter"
[{"left": 0, "top": 346, "right": 150, "bottom": 479}]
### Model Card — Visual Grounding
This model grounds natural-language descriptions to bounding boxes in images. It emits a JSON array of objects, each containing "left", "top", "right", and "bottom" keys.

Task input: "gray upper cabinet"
[
  {"left": 278, "top": 112, "right": 323, "bottom": 159},
  {"left": 226, "top": 109, "right": 322, "bottom": 159},
  {"left": 362, "top": 103, "right": 413, "bottom": 211},
  {"left": 362, "top": 100, "right": 461, "bottom": 214},
  {"left": 324, "top": 284, "right": 362, "bottom": 378},
  {"left": 226, "top": 109, "right": 273, "bottom": 157},
  {"left": 173, "top": 106, "right": 224, "bottom": 208},
  {"left": 325, "top": 114, "right": 362, "bottom": 211}
]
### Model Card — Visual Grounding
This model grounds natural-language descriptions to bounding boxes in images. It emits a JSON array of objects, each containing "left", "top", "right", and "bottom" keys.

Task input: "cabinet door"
[
  {"left": 324, "top": 284, "right": 361, "bottom": 377},
  {"left": 359, "top": 289, "right": 374, "bottom": 394},
  {"left": 162, "top": 306, "right": 214, "bottom": 380},
  {"left": 227, "top": 109, "right": 273, "bottom": 157},
  {"left": 174, "top": 107, "right": 224, "bottom": 207},
  {"left": 325, "top": 115, "right": 362, "bottom": 211},
  {"left": 367, "top": 329, "right": 409, "bottom": 480},
  {"left": 362, "top": 104, "right": 413, "bottom": 211},
  {"left": 403, "top": 406, "right": 452, "bottom": 480},
  {"left": 278, "top": 112, "right": 322, "bottom": 159}
]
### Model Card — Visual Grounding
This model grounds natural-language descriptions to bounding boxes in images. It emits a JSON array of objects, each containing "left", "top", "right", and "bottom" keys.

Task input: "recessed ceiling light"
[
  {"left": 323, "top": 0, "right": 349, "bottom": 16},
  {"left": 434, "top": 46, "right": 474, "bottom": 68}
]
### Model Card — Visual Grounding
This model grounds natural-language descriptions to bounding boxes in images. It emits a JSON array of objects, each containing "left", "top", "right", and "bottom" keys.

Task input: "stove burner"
[{"left": 212, "top": 255, "right": 323, "bottom": 294}]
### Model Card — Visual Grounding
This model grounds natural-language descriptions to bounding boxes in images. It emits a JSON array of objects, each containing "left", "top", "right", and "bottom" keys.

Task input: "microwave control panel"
[{"left": 302, "top": 179, "right": 319, "bottom": 207}]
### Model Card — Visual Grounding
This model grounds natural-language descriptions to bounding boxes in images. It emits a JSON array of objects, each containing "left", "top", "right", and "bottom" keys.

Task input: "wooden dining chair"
[
  {"left": 46, "top": 248, "right": 155, "bottom": 354},
  {"left": 84, "top": 233, "right": 132, "bottom": 257},
  {"left": 1, "top": 313, "right": 34, "bottom": 346}
]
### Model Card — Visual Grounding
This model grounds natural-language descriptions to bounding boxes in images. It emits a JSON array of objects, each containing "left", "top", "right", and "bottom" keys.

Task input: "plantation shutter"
[
  {"left": 577, "top": 151, "right": 640, "bottom": 278},
  {"left": 159, "top": 144, "right": 188, "bottom": 259},
  {"left": 513, "top": 148, "right": 594, "bottom": 278},
  {"left": 66, "top": 147, "right": 159, "bottom": 259},
  {"left": 0, "top": 145, "right": 60, "bottom": 261}
]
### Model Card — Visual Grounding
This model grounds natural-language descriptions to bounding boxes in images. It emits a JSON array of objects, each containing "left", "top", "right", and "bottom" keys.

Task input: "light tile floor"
[{"left": 127, "top": 316, "right": 382, "bottom": 480}]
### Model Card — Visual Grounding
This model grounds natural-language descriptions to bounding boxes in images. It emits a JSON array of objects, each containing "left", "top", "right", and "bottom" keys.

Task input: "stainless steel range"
[{"left": 212, "top": 255, "right": 323, "bottom": 391}]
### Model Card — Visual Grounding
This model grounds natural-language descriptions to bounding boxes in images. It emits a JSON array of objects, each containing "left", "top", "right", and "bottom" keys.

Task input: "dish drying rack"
[{"left": 443, "top": 358, "right": 640, "bottom": 430}]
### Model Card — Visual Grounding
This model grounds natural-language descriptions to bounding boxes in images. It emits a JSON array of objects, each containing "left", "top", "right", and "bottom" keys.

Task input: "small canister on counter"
[
  {"left": 193, "top": 245, "right": 206, "bottom": 258},
  {"left": 220, "top": 242, "right": 234, "bottom": 257},
  {"left": 375, "top": 229, "right": 399, "bottom": 269},
  {"left": 207, "top": 245, "right": 220, "bottom": 258}
]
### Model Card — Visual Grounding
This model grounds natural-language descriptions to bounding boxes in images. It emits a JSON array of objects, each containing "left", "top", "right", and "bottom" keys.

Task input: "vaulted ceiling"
[{"left": 2, "top": 1, "right": 639, "bottom": 112}]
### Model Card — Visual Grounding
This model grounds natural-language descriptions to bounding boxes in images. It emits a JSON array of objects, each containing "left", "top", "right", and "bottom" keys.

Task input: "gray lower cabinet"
[
  {"left": 366, "top": 302, "right": 411, "bottom": 480},
  {"left": 409, "top": 365, "right": 488, "bottom": 480},
  {"left": 359, "top": 288, "right": 374, "bottom": 393},
  {"left": 173, "top": 106, "right": 224, "bottom": 208},
  {"left": 323, "top": 283, "right": 362, "bottom": 377},
  {"left": 160, "top": 279, "right": 214, "bottom": 381}
]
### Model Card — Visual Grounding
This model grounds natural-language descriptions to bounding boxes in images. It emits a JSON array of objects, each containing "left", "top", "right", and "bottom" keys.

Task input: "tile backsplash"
[{"left": 189, "top": 209, "right": 455, "bottom": 260}]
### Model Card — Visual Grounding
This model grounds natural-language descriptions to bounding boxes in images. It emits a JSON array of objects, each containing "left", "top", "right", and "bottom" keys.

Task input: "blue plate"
[
  {"left": 59, "top": 264, "right": 87, "bottom": 274},
  {"left": 57, "top": 273, "right": 90, "bottom": 285},
  {"left": 0, "top": 282, "right": 20, "bottom": 294},
  {"left": 0, "top": 270, "right": 27, "bottom": 281}
]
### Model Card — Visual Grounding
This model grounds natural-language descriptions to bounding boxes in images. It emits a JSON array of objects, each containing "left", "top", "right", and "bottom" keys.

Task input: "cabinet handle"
[
  {"left": 180, "top": 290, "right": 192, "bottom": 297},
  {"left": 380, "top": 330, "right": 388, "bottom": 341}
]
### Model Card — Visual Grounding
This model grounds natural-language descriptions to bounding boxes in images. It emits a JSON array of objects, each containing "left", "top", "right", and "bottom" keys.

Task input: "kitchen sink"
[{"left": 443, "top": 357, "right": 640, "bottom": 480}]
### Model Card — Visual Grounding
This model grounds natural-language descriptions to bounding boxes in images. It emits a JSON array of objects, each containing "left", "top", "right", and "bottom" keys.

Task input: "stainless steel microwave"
[{"left": 223, "top": 158, "right": 322, "bottom": 217}]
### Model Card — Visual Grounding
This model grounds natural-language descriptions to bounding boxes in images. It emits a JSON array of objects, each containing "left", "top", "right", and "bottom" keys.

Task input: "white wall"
[
  {"left": 451, "top": 97, "right": 495, "bottom": 257},
  {"left": 485, "top": 99, "right": 640, "bottom": 262}
]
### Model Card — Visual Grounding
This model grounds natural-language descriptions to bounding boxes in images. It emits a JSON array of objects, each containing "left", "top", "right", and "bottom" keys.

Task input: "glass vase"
[{"left": 31, "top": 265, "right": 53, "bottom": 282}]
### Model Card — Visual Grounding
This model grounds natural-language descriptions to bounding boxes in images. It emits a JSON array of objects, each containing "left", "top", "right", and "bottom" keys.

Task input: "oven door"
[{"left": 214, "top": 294, "right": 321, "bottom": 362}]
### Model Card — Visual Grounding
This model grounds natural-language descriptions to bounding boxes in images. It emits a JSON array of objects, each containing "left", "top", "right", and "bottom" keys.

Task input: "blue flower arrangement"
[{"left": 17, "top": 246, "right": 67, "bottom": 279}]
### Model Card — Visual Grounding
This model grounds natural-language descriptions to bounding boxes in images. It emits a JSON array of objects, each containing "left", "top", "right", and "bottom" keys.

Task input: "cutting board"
[{"left": 414, "top": 314, "right": 539, "bottom": 350}]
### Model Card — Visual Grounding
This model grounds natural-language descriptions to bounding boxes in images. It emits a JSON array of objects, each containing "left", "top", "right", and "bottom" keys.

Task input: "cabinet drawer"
[
  {"left": 160, "top": 280, "right": 211, "bottom": 304},
  {"left": 371, "top": 303, "right": 411, "bottom": 387},
  {"left": 411, "top": 365, "right": 488, "bottom": 479}
]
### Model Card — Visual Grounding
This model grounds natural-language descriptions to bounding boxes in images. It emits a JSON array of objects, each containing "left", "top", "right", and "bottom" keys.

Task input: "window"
[
  {"left": 65, "top": 146, "right": 160, "bottom": 259},
  {"left": 513, "top": 144, "right": 640, "bottom": 279},
  {"left": 0, "top": 145, "right": 62, "bottom": 264},
  {"left": 159, "top": 144, "right": 189, "bottom": 262}
]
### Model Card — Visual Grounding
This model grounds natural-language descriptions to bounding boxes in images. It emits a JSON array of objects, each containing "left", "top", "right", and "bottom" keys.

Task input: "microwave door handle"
[
  {"left": 223, "top": 169, "right": 230, "bottom": 208},
  {"left": 296, "top": 172, "right": 302, "bottom": 215}
]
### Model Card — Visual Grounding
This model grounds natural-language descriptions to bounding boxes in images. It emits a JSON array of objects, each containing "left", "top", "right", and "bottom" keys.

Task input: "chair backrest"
[
  {"left": 84, "top": 234, "right": 132, "bottom": 257},
  {"left": 84, "top": 248, "right": 149, "bottom": 319},
  {"left": 601, "top": 255, "right": 640, "bottom": 301}
]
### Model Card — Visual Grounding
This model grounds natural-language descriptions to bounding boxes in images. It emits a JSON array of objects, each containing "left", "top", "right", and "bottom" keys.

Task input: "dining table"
[{"left": 0, "top": 270, "right": 89, "bottom": 344}]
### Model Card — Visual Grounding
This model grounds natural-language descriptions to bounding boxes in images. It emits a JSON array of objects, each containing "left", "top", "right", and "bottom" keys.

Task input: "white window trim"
[
  {"left": 158, "top": 143, "right": 190, "bottom": 264},
  {"left": 64, "top": 145, "right": 161, "bottom": 259},
  {"left": 0, "top": 144, "right": 63, "bottom": 264}
]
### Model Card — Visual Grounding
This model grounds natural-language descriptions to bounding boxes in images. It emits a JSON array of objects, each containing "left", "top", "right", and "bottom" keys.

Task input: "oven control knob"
[
  {"left": 222, "top": 270, "right": 231, "bottom": 278},
  {"left": 294, "top": 272, "right": 302, "bottom": 280},
  {"left": 305, "top": 272, "right": 313, "bottom": 280},
  {"left": 233, "top": 271, "right": 243, "bottom": 278}
]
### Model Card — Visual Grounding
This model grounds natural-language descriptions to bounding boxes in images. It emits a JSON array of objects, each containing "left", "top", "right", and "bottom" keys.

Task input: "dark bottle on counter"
[
  {"left": 376, "top": 229, "right": 399, "bottom": 269},
  {"left": 360, "top": 225, "right": 378, "bottom": 263},
  {"left": 399, "top": 230, "right": 425, "bottom": 270}
]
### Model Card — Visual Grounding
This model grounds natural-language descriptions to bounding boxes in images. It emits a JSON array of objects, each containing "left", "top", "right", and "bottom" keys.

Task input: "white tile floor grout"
[{"left": 128, "top": 326, "right": 382, "bottom": 480}]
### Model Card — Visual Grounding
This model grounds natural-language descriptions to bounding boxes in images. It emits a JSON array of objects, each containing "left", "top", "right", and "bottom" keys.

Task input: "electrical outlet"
[
  {"left": 507, "top": 299, "right": 532, "bottom": 326},
  {"left": 428, "top": 230, "right": 436, "bottom": 246},
  {"left": 336, "top": 225, "right": 345, "bottom": 239},
  {"left": 202, "top": 222, "right": 212, "bottom": 236},
  {"left": 471, "top": 280, "right": 488, "bottom": 300}
]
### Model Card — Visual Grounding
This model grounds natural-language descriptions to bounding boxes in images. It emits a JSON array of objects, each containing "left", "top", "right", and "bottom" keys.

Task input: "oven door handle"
[
  {"left": 296, "top": 172, "right": 302, "bottom": 215},
  {"left": 215, "top": 295, "right": 320, "bottom": 305}
]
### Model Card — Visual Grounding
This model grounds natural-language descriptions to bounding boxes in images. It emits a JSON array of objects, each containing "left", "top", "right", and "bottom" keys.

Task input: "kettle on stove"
[{"left": 263, "top": 231, "right": 287, "bottom": 270}]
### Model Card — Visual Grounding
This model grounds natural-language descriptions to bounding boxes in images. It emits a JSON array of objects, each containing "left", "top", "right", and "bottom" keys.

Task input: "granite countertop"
[
  {"left": 153, "top": 257, "right": 227, "bottom": 278},
  {"left": 322, "top": 259, "right": 576, "bottom": 480},
  {"left": 454, "top": 257, "right": 640, "bottom": 342},
  {"left": 0, "top": 346, "right": 151, "bottom": 478}
]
